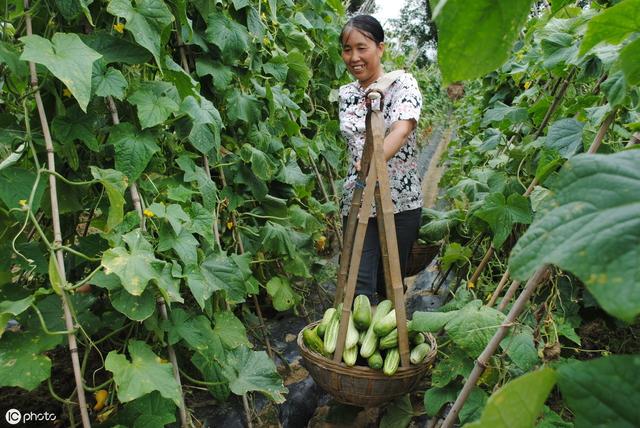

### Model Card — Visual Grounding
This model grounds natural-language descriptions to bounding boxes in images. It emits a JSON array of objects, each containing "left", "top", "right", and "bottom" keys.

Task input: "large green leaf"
[
  {"left": 240, "top": 144, "right": 275, "bottom": 180},
  {"left": 431, "top": 346, "right": 474, "bottom": 388},
  {"left": 0, "top": 167, "right": 47, "bottom": 215},
  {"left": 222, "top": 346, "right": 287, "bottom": 403},
  {"left": 213, "top": 311, "right": 252, "bottom": 349},
  {"left": 204, "top": 11, "right": 250, "bottom": 61},
  {"left": 90, "top": 167, "right": 127, "bottom": 231},
  {"left": 465, "top": 368, "right": 556, "bottom": 428},
  {"left": 266, "top": 276, "right": 301, "bottom": 311},
  {"left": 601, "top": 71, "right": 627, "bottom": 107},
  {"left": 108, "top": 123, "right": 159, "bottom": 181},
  {"left": 579, "top": 0, "right": 640, "bottom": 55},
  {"left": 106, "top": 0, "right": 174, "bottom": 68},
  {"left": 424, "top": 384, "right": 459, "bottom": 417},
  {"left": 482, "top": 102, "right": 528, "bottom": 127},
  {"left": 20, "top": 33, "right": 102, "bottom": 111},
  {"left": 180, "top": 95, "right": 222, "bottom": 155},
  {"left": 557, "top": 356, "right": 640, "bottom": 428},
  {"left": 92, "top": 62, "right": 128, "bottom": 100},
  {"left": 52, "top": 108, "right": 99, "bottom": 151},
  {"left": 619, "top": 37, "right": 640, "bottom": 86},
  {"left": 105, "top": 340, "right": 182, "bottom": 406},
  {"left": 226, "top": 90, "right": 261, "bottom": 125},
  {"left": 286, "top": 49, "right": 312, "bottom": 88},
  {"left": 544, "top": 118, "right": 585, "bottom": 159},
  {"left": 0, "top": 296, "right": 34, "bottom": 338},
  {"left": 436, "top": 0, "right": 534, "bottom": 84},
  {"left": 128, "top": 81, "right": 180, "bottom": 129},
  {"left": 165, "top": 308, "right": 223, "bottom": 356},
  {"left": 0, "top": 329, "right": 61, "bottom": 390},
  {"left": 260, "top": 221, "right": 296, "bottom": 257},
  {"left": 474, "top": 192, "right": 532, "bottom": 248},
  {"left": 509, "top": 151, "right": 640, "bottom": 322},
  {"left": 194, "top": 58, "right": 233, "bottom": 91},
  {"left": 445, "top": 301, "right": 506, "bottom": 358},
  {"left": 81, "top": 31, "right": 151, "bottom": 64},
  {"left": 90, "top": 271, "right": 156, "bottom": 320},
  {"left": 101, "top": 229, "right": 162, "bottom": 296},
  {"left": 200, "top": 252, "right": 250, "bottom": 304},
  {"left": 380, "top": 395, "right": 413, "bottom": 428}
]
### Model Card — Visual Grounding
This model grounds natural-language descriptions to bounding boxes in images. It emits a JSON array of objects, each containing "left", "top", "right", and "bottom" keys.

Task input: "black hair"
[{"left": 340, "top": 14, "right": 384, "bottom": 46}]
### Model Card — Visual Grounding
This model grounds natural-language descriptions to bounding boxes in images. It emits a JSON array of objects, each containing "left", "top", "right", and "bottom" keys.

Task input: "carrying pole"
[{"left": 333, "top": 90, "right": 411, "bottom": 368}]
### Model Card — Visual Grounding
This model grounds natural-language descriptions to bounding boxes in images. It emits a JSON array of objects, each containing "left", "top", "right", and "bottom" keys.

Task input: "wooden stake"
[
  {"left": 441, "top": 266, "right": 549, "bottom": 428},
  {"left": 106, "top": 96, "right": 189, "bottom": 428},
  {"left": 24, "top": 2, "right": 91, "bottom": 426}
]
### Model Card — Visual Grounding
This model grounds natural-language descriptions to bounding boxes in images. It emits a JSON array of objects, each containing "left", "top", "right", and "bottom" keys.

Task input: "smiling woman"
[{"left": 338, "top": 15, "right": 424, "bottom": 303}]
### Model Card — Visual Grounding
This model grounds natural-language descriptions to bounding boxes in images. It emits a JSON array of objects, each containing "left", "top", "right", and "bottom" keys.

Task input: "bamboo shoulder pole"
[{"left": 368, "top": 95, "right": 410, "bottom": 367}]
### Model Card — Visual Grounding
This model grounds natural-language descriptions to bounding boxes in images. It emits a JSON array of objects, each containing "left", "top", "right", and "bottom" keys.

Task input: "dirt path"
[{"left": 421, "top": 128, "right": 452, "bottom": 209}]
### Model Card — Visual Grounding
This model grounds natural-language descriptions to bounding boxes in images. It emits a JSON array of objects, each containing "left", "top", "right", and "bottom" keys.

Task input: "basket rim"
[{"left": 297, "top": 320, "right": 437, "bottom": 379}]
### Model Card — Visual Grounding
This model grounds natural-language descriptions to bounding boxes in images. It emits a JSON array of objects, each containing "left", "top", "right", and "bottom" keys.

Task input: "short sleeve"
[{"left": 388, "top": 73, "right": 422, "bottom": 124}]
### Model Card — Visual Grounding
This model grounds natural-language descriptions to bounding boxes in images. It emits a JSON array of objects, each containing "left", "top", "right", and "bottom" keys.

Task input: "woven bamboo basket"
[
  {"left": 297, "top": 321, "right": 437, "bottom": 408},
  {"left": 405, "top": 242, "right": 440, "bottom": 277}
]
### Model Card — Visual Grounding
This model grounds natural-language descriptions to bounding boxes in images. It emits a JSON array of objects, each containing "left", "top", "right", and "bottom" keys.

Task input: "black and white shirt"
[{"left": 338, "top": 72, "right": 423, "bottom": 217}]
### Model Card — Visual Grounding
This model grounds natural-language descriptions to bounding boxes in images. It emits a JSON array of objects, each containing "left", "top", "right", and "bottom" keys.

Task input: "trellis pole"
[{"left": 23, "top": 1, "right": 91, "bottom": 426}]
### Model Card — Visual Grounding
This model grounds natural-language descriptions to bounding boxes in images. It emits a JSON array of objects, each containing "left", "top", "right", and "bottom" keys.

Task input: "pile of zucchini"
[{"left": 302, "top": 295, "right": 431, "bottom": 376}]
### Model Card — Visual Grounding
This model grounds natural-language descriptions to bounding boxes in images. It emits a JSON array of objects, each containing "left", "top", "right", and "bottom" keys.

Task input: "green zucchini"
[
  {"left": 358, "top": 330, "right": 366, "bottom": 346},
  {"left": 353, "top": 295, "right": 372, "bottom": 330},
  {"left": 368, "top": 350, "right": 383, "bottom": 370},
  {"left": 303, "top": 327, "right": 325, "bottom": 356},
  {"left": 359, "top": 300, "right": 393, "bottom": 358},
  {"left": 374, "top": 309, "right": 397, "bottom": 337},
  {"left": 323, "top": 314, "right": 339, "bottom": 354},
  {"left": 343, "top": 345, "right": 358, "bottom": 366},
  {"left": 379, "top": 328, "right": 398, "bottom": 350},
  {"left": 345, "top": 314, "right": 359, "bottom": 349},
  {"left": 383, "top": 348, "right": 400, "bottom": 376},
  {"left": 410, "top": 343, "right": 431, "bottom": 364},
  {"left": 317, "top": 307, "right": 336, "bottom": 338}
]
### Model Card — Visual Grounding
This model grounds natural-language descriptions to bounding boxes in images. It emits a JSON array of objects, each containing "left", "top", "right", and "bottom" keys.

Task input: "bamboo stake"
[
  {"left": 218, "top": 167, "right": 274, "bottom": 360},
  {"left": 467, "top": 244, "right": 494, "bottom": 288},
  {"left": 242, "top": 394, "right": 254, "bottom": 428},
  {"left": 440, "top": 266, "right": 550, "bottom": 428},
  {"left": 24, "top": 2, "right": 91, "bottom": 426},
  {"left": 106, "top": 95, "right": 189, "bottom": 428},
  {"left": 174, "top": 29, "right": 222, "bottom": 251},
  {"left": 464, "top": 70, "right": 577, "bottom": 286},
  {"left": 309, "top": 154, "right": 342, "bottom": 251},
  {"left": 494, "top": 106, "right": 616, "bottom": 310},
  {"left": 532, "top": 68, "right": 577, "bottom": 140}
]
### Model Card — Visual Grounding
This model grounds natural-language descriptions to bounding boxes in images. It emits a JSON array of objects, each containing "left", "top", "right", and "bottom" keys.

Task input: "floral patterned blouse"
[{"left": 338, "top": 72, "right": 423, "bottom": 217}]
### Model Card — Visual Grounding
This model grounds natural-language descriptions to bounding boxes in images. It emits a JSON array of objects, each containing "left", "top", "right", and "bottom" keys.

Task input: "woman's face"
[{"left": 341, "top": 29, "right": 384, "bottom": 88}]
